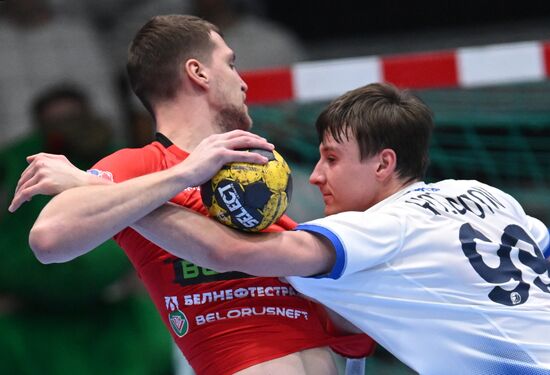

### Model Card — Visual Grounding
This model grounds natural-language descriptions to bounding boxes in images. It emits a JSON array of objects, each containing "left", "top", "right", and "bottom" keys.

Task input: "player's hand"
[
  {"left": 177, "top": 130, "right": 274, "bottom": 186},
  {"left": 8, "top": 153, "right": 90, "bottom": 212}
]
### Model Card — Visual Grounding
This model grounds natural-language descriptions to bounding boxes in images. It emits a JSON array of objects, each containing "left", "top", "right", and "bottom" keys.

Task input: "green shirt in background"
[{"left": 0, "top": 135, "right": 172, "bottom": 375}]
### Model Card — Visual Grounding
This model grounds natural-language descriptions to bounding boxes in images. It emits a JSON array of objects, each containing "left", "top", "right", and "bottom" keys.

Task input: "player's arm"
[
  {"left": 8, "top": 153, "right": 112, "bottom": 212},
  {"left": 133, "top": 203, "right": 336, "bottom": 277},
  {"left": 28, "top": 131, "right": 273, "bottom": 264}
]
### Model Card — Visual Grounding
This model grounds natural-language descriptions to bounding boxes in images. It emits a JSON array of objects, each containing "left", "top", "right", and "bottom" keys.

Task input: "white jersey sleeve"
[{"left": 296, "top": 211, "right": 404, "bottom": 279}]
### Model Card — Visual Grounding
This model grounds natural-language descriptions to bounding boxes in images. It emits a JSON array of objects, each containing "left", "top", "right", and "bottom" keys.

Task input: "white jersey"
[{"left": 288, "top": 180, "right": 550, "bottom": 375}]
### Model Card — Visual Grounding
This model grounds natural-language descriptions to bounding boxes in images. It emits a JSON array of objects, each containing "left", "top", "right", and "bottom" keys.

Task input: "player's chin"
[
  {"left": 323, "top": 199, "right": 343, "bottom": 216},
  {"left": 323, "top": 204, "right": 337, "bottom": 216}
]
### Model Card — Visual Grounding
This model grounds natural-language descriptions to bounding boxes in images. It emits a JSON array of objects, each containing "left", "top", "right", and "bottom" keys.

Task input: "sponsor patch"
[
  {"left": 86, "top": 169, "right": 114, "bottom": 182},
  {"left": 195, "top": 306, "right": 309, "bottom": 325}
]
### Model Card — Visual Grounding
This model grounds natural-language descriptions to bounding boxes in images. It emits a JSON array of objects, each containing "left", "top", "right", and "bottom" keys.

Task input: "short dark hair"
[
  {"left": 315, "top": 82, "right": 434, "bottom": 181},
  {"left": 127, "top": 15, "right": 220, "bottom": 116}
]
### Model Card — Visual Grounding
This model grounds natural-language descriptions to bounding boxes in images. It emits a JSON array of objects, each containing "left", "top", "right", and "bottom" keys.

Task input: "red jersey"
[{"left": 92, "top": 133, "right": 375, "bottom": 375}]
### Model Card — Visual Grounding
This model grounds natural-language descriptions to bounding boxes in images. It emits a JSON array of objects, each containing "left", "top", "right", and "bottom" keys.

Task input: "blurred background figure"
[
  {"left": 0, "top": 84, "right": 172, "bottom": 375},
  {"left": 0, "top": 0, "right": 123, "bottom": 148},
  {"left": 30, "top": 84, "right": 113, "bottom": 164}
]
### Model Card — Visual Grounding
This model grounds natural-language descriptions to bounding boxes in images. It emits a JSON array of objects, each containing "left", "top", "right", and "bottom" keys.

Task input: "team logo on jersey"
[
  {"left": 165, "top": 296, "right": 189, "bottom": 337},
  {"left": 510, "top": 292, "right": 522, "bottom": 305},
  {"left": 169, "top": 310, "right": 189, "bottom": 337}
]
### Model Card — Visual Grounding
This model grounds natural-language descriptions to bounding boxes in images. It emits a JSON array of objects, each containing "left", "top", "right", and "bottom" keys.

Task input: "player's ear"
[
  {"left": 185, "top": 59, "right": 209, "bottom": 89},
  {"left": 376, "top": 149, "right": 397, "bottom": 179}
]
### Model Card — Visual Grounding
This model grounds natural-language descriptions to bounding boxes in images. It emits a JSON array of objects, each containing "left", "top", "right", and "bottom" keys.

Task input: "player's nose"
[{"left": 309, "top": 162, "right": 325, "bottom": 186}]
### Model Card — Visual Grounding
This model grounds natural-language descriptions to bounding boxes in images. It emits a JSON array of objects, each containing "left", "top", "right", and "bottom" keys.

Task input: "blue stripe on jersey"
[{"left": 295, "top": 224, "right": 346, "bottom": 279}]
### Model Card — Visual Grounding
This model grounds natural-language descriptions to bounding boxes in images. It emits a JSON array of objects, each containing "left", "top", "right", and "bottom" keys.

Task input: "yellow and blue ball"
[{"left": 201, "top": 149, "right": 292, "bottom": 232}]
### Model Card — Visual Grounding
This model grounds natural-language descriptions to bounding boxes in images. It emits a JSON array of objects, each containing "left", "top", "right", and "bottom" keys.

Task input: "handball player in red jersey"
[{"left": 10, "top": 15, "right": 375, "bottom": 375}]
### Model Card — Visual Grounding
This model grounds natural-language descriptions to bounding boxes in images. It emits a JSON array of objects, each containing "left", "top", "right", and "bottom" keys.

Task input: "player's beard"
[{"left": 216, "top": 104, "right": 252, "bottom": 133}]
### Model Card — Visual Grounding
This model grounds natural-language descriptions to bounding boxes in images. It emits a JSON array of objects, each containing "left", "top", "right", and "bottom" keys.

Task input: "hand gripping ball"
[{"left": 200, "top": 148, "right": 292, "bottom": 232}]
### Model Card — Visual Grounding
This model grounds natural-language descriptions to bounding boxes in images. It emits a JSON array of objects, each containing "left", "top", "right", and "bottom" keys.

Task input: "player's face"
[
  {"left": 309, "top": 133, "right": 382, "bottom": 216},
  {"left": 207, "top": 32, "right": 252, "bottom": 132}
]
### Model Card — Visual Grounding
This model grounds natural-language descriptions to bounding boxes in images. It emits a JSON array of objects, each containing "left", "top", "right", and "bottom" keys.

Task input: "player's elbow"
[{"left": 29, "top": 222, "right": 68, "bottom": 264}]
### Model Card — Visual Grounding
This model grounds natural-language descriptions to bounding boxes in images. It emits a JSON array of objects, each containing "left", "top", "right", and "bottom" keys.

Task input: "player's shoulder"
[
  {"left": 437, "top": 179, "right": 519, "bottom": 205},
  {"left": 399, "top": 179, "right": 527, "bottom": 221},
  {"left": 416, "top": 179, "right": 512, "bottom": 201},
  {"left": 93, "top": 142, "right": 167, "bottom": 182},
  {"left": 106, "top": 142, "right": 165, "bottom": 160}
]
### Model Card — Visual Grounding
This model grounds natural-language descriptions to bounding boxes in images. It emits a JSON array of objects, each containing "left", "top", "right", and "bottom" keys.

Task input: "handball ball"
[{"left": 200, "top": 148, "right": 292, "bottom": 232}]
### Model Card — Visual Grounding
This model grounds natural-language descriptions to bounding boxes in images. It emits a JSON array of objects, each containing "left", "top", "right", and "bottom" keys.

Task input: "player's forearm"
[
  {"left": 132, "top": 203, "right": 245, "bottom": 273},
  {"left": 29, "top": 168, "right": 192, "bottom": 263},
  {"left": 27, "top": 131, "right": 278, "bottom": 263},
  {"left": 132, "top": 204, "right": 335, "bottom": 277}
]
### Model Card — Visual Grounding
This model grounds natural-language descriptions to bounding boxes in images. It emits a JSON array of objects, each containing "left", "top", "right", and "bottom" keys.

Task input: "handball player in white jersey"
[{"left": 26, "top": 82, "right": 550, "bottom": 374}]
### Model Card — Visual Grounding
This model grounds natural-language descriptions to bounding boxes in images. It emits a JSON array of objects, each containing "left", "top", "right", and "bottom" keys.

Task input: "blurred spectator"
[
  {"left": 0, "top": 84, "right": 172, "bottom": 375},
  {"left": 30, "top": 84, "right": 114, "bottom": 164},
  {"left": 49, "top": 0, "right": 192, "bottom": 147},
  {"left": 193, "top": 0, "right": 307, "bottom": 71},
  {"left": 0, "top": 0, "right": 123, "bottom": 148}
]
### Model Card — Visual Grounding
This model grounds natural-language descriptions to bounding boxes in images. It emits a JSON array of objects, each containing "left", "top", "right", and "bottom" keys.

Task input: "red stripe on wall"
[
  {"left": 241, "top": 68, "right": 293, "bottom": 104},
  {"left": 382, "top": 51, "right": 459, "bottom": 89},
  {"left": 543, "top": 41, "right": 550, "bottom": 78}
]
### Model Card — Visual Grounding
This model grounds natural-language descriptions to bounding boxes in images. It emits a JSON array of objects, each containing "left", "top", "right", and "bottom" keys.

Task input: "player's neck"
[
  {"left": 378, "top": 177, "right": 420, "bottom": 203},
  {"left": 154, "top": 98, "right": 220, "bottom": 151}
]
